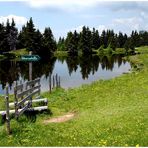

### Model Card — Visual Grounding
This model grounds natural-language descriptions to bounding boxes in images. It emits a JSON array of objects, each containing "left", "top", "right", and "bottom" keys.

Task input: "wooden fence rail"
[{"left": 0, "top": 78, "right": 48, "bottom": 135}]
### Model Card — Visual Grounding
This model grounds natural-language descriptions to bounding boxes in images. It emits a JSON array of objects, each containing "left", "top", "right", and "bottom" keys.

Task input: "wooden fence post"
[
  {"left": 53, "top": 75, "right": 55, "bottom": 89},
  {"left": 58, "top": 76, "right": 61, "bottom": 88},
  {"left": 20, "top": 80, "right": 23, "bottom": 108},
  {"left": 49, "top": 73, "right": 51, "bottom": 93},
  {"left": 56, "top": 74, "right": 58, "bottom": 88},
  {"left": 5, "top": 85, "right": 11, "bottom": 134},
  {"left": 14, "top": 82, "right": 18, "bottom": 120}
]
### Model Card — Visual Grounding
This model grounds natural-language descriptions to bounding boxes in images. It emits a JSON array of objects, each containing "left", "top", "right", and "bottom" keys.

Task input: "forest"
[{"left": 0, "top": 17, "right": 148, "bottom": 57}]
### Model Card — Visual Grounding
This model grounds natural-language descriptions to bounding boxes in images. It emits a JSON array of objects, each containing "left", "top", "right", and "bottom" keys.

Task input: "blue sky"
[{"left": 0, "top": 0, "right": 148, "bottom": 39}]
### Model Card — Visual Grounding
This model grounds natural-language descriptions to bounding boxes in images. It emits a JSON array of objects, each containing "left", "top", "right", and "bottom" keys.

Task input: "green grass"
[
  {"left": 54, "top": 51, "right": 68, "bottom": 57},
  {"left": 93, "top": 48, "right": 126, "bottom": 56},
  {"left": 9, "top": 48, "right": 28, "bottom": 57},
  {"left": 0, "top": 53, "right": 148, "bottom": 146},
  {"left": 135, "top": 46, "right": 148, "bottom": 54}
]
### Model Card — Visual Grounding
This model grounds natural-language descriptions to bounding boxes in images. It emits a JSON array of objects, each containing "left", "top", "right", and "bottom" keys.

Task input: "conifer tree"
[
  {"left": 42, "top": 27, "right": 57, "bottom": 54},
  {"left": 0, "top": 23, "right": 5, "bottom": 53},
  {"left": 79, "top": 26, "right": 92, "bottom": 54},
  {"left": 7, "top": 19, "right": 18, "bottom": 50},
  {"left": 57, "top": 37, "right": 65, "bottom": 51},
  {"left": 91, "top": 28, "right": 100, "bottom": 49},
  {"left": 65, "top": 31, "right": 78, "bottom": 55},
  {"left": 25, "top": 17, "right": 36, "bottom": 51}
]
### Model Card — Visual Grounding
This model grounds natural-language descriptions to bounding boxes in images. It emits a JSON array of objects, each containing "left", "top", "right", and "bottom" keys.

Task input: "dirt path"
[{"left": 43, "top": 112, "right": 75, "bottom": 124}]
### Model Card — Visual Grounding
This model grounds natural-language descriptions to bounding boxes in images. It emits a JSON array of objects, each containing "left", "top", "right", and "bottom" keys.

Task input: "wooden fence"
[
  {"left": 0, "top": 78, "right": 48, "bottom": 134},
  {"left": 49, "top": 73, "right": 61, "bottom": 93}
]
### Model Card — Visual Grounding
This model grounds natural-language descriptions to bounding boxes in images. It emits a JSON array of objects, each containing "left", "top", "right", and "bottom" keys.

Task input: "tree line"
[
  {"left": 0, "top": 17, "right": 56, "bottom": 57},
  {"left": 59, "top": 27, "right": 148, "bottom": 55},
  {"left": 0, "top": 17, "right": 148, "bottom": 56}
]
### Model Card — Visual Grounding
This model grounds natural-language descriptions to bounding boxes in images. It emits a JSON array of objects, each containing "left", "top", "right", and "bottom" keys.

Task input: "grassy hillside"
[{"left": 0, "top": 50, "right": 147, "bottom": 146}]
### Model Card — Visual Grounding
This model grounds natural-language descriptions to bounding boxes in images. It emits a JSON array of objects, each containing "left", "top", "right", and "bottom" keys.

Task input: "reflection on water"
[{"left": 0, "top": 54, "right": 131, "bottom": 94}]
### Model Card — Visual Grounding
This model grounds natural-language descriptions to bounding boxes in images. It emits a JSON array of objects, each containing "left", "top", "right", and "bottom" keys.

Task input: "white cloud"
[
  {"left": 96, "top": 25, "right": 107, "bottom": 33},
  {"left": 140, "top": 11, "right": 148, "bottom": 19},
  {"left": 0, "top": 14, "right": 27, "bottom": 26},
  {"left": 69, "top": 25, "right": 84, "bottom": 32},
  {"left": 80, "top": 14, "right": 104, "bottom": 19},
  {"left": 69, "top": 24, "right": 107, "bottom": 34},
  {"left": 113, "top": 17, "right": 143, "bottom": 30},
  {"left": 23, "top": 0, "right": 103, "bottom": 12}
]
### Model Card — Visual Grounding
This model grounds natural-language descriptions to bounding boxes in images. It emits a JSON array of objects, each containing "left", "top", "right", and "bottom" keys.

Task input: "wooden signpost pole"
[{"left": 5, "top": 85, "right": 11, "bottom": 134}]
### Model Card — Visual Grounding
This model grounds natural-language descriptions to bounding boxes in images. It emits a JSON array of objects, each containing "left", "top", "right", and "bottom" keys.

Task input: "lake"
[{"left": 0, "top": 54, "right": 131, "bottom": 94}]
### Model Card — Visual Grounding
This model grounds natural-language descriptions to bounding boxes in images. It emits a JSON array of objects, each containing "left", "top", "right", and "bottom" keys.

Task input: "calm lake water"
[{"left": 0, "top": 54, "right": 131, "bottom": 94}]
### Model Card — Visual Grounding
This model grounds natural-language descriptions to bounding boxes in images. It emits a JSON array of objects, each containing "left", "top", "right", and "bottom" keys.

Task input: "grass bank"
[
  {"left": 9, "top": 48, "right": 28, "bottom": 57},
  {"left": 54, "top": 51, "right": 68, "bottom": 57},
  {"left": 0, "top": 53, "right": 148, "bottom": 146}
]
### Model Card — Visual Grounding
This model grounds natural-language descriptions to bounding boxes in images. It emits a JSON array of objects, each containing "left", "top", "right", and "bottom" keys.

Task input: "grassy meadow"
[{"left": 0, "top": 47, "right": 148, "bottom": 146}]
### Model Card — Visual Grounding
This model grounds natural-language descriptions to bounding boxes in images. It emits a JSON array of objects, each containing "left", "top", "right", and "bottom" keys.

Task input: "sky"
[{"left": 0, "top": 0, "right": 148, "bottom": 39}]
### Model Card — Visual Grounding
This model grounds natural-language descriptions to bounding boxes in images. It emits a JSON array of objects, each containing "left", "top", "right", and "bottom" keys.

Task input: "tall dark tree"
[
  {"left": 117, "top": 32, "right": 127, "bottom": 48},
  {"left": 65, "top": 30, "right": 79, "bottom": 55},
  {"left": 91, "top": 28, "right": 100, "bottom": 49},
  {"left": 139, "top": 31, "right": 148, "bottom": 46},
  {"left": 79, "top": 26, "right": 92, "bottom": 54},
  {"left": 0, "top": 23, "right": 5, "bottom": 53},
  {"left": 65, "top": 31, "right": 76, "bottom": 54},
  {"left": 25, "top": 17, "right": 36, "bottom": 51},
  {"left": 7, "top": 19, "right": 18, "bottom": 50},
  {"left": 108, "top": 34, "right": 117, "bottom": 50},
  {"left": 17, "top": 25, "right": 28, "bottom": 49},
  {"left": 33, "top": 29, "right": 43, "bottom": 55},
  {"left": 3, "top": 19, "right": 11, "bottom": 51},
  {"left": 42, "top": 27, "right": 57, "bottom": 54},
  {"left": 100, "top": 30, "right": 107, "bottom": 48},
  {"left": 57, "top": 37, "right": 65, "bottom": 51}
]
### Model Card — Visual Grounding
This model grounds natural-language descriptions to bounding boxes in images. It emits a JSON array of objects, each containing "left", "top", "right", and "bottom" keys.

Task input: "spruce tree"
[
  {"left": 65, "top": 31, "right": 78, "bottom": 55},
  {"left": 57, "top": 37, "right": 65, "bottom": 51},
  {"left": 100, "top": 30, "right": 107, "bottom": 48},
  {"left": 42, "top": 27, "right": 57, "bottom": 54},
  {"left": 79, "top": 26, "right": 92, "bottom": 54},
  {"left": 3, "top": 19, "right": 11, "bottom": 51},
  {"left": 0, "top": 23, "right": 5, "bottom": 53},
  {"left": 33, "top": 29, "right": 43, "bottom": 55},
  {"left": 25, "top": 17, "right": 36, "bottom": 51},
  {"left": 91, "top": 28, "right": 100, "bottom": 49},
  {"left": 7, "top": 19, "right": 18, "bottom": 50}
]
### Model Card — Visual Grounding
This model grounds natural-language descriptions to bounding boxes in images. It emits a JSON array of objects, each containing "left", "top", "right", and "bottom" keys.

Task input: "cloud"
[
  {"left": 80, "top": 14, "right": 104, "bottom": 19},
  {"left": 108, "top": 1, "right": 148, "bottom": 13},
  {"left": 0, "top": 14, "right": 27, "bottom": 26},
  {"left": 96, "top": 25, "right": 107, "bottom": 33},
  {"left": 26, "top": 0, "right": 100, "bottom": 10},
  {"left": 69, "top": 24, "right": 107, "bottom": 34},
  {"left": 113, "top": 17, "right": 143, "bottom": 30}
]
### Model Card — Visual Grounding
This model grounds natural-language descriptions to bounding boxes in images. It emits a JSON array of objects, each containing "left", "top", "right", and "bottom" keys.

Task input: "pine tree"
[
  {"left": 124, "top": 39, "right": 130, "bottom": 53},
  {"left": 100, "top": 30, "right": 107, "bottom": 48},
  {"left": 0, "top": 23, "right": 5, "bottom": 53},
  {"left": 25, "top": 17, "right": 36, "bottom": 51},
  {"left": 3, "top": 19, "right": 11, "bottom": 51},
  {"left": 65, "top": 31, "right": 77, "bottom": 55},
  {"left": 42, "top": 27, "right": 57, "bottom": 54},
  {"left": 79, "top": 26, "right": 92, "bottom": 54},
  {"left": 117, "top": 32, "right": 125, "bottom": 48},
  {"left": 57, "top": 37, "right": 65, "bottom": 51},
  {"left": 108, "top": 35, "right": 117, "bottom": 50},
  {"left": 7, "top": 19, "right": 18, "bottom": 50},
  {"left": 91, "top": 28, "right": 100, "bottom": 49},
  {"left": 33, "top": 29, "right": 43, "bottom": 55}
]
